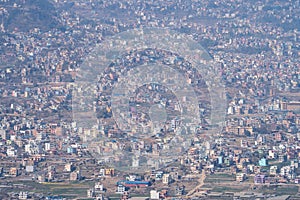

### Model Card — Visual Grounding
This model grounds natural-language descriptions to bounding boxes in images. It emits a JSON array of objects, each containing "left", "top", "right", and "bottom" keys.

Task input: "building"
[
  {"left": 259, "top": 158, "right": 268, "bottom": 167},
  {"left": 127, "top": 174, "right": 142, "bottom": 181},
  {"left": 270, "top": 166, "right": 278, "bottom": 175},
  {"left": 95, "top": 182, "right": 104, "bottom": 192},
  {"left": 45, "top": 142, "right": 51, "bottom": 151},
  {"left": 268, "top": 150, "right": 277, "bottom": 159},
  {"left": 25, "top": 165, "right": 35, "bottom": 173},
  {"left": 9, "top": 167, "right": 19, "bottom": 177},
  {"left": 150, "top": 190, "right": 160, "bottom": 199},
  {"left": 287, "top": 101, "right": 300, "bottom": 111},
  {"left": 280, "top": 166, "right": 295, "bottom": 178},
  {"left": 0, "top": 129, "right": 8, "bottom": 140},
  {"left": 19, "top": 191, "right": 28, "bottom": 200},
  {"left": 117, "top": 181, "right": 151, "bottom": 188},
  {"left": 6, "top": 146, "right": 17, "bottom": 157},
  {"left": 175, "top": 185, "right": 185, "bottom": 196},
  {"left": 155, "top": 171, "right": 163, "bottom": 180},
  {"left": 236, "top": 173, "right": 246, "bottom": 182},
  {"left": 218, "top": 156, "right": 223, "bottom": 164},
  {"left": 121, "top": 191, "right": 130, "bottom": 200},
  {"left": 67, "top": 146, "right": 76, "bottom": 154},
  {"left": 117, "top": 184, "right": 126, "bottom": 193},
  {"left": 48, "top": 170, "right": 55, "bottom": 181},
  {"left": 87, "top": 189, "right": 95, "bottom": 198},
  {"left": 162, "top": 174, "right": 172, "bottom": 184},
  {"left": 37, "top": 174, "right": 46, "bottom": 183},
  {"left": 279, "top": 155, "right": 287, "bottom": 162},
  {"left": 64, "top": 163, "right": 74, "bottom": 172},
  {"left": 100, "top": 168, "right": 115, "bottom": 177},
  {"left": 70, "top": 170, "right": 81, "bottom": 181},
  {"left": 291, "top": 160, "right": 299, "bottom": 168},
  {"left": 254, "top": 174, "right": 266, "bottom": 184}
]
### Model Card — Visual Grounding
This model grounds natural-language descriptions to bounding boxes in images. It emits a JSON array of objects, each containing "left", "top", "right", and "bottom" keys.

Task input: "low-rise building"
[{"left": 236, "top": 173, "right": 246, "bottom": 182}]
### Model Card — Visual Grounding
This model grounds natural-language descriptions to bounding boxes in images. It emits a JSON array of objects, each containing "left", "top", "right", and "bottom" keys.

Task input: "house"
[
  {"left": 218, "top": 156, "right": 223, "bottom": 164},
  {"left": 95, "top": 182, "right": 104, "bottom": 192},
  {"left": 95, "top": 194, "right": 105, "bottom": 200},
  {"left": 175, "top": 185, "right": 185, "bottom": 196},
  {"left": 6, "top": 146, "right": 17, "bottom": 157},
  {"left": 155, "top": 171, "right": 163, "bottom": 180},
  {"left": 0, "top": 129, "right": 8, "bottom": 140},
  {"left": 100, "top": 168, "right": 115, "bottom": 177},
  {"left": 48, "top": 170, "right": 55, "bottom": 181},
  {"left": 279, "top": 154, "right": 287, "bottom": 162},
  {"left": 67, "top": 146, "right": 76, "bottom": 154},
  {"left": 45, "top": 142, "right": 51, "bottom": 151},
  {"left": 236, "top": 173, "right": 246, "bottom": 182},
  {"left": 254, "top": 174, "right": 266, "bottom": 184},
  {"left": 117, "top": 184, "right": 126, "bottom": 193},
  {"left": 247, "top": 164, "right": 255, "bottom": 173},
  {"left": 162, "top": 174, "right": 172, "bottom": 184},
  {"left": 270, "top": 166, "right": 278, "bottom": 175},
  {"left": 117, "top": 181, "right": 151, "bottom": 188},
  {"left": 258, "top": 158, "right": 268, "bottom": 167},
  {"left": 291, "top": 160, "right": 299, "bottom": 168},
  {"left": 87, "top": 182, "right": 105, "bottom": 198},
  {"left": 70, "top": 170, "right": 81, "bottom": 181},
  {"left": 9, "top": 167, "right": 19, "bottom": 177},
  {"left": 87, "top": 189, "right": 95, "bottom": 198},
  {"left": 268, "top": 150, "right": 277, "bottom": 159},
  {"left": 280, "top": 166, "right": 295, "bottom": 179},
  {"left": 127, "top": 174, "right": 142, "bottom": 181},
  {"left": 26, "top": 165, "right": 35, "bottom": 173},
  {"left": 37, "top": 174, "right": 46, "bottom": 183},
  {"left": 19, "top": 191, "right": 28, "bottom": 200},
  {"left": 64, "top": 163, "right": 74, "bottom": 172},
  {"left": 150, "top": 190, "right": 160, "bottom": 199},
  {"left": 121, "top": 191, "right": 130, "bottom": 200}
]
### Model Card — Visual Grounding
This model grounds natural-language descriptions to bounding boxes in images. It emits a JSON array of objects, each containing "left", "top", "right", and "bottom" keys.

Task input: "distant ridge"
[{"left": 0, "top": 0, "right": 61, "bottom": 32}]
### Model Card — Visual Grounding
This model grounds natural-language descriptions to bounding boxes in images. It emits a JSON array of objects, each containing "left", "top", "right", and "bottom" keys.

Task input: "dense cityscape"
[{"left": 0, "top": 0, "right": 299, "bottom": 199}]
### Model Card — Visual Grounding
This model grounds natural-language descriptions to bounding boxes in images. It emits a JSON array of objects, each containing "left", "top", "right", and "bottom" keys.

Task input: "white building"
[
  {"left": 280, "top": 166, "right": 295, "bottom": 179},
  {"left": 236, "top": 173, "right": 246, "bottom": 182},
  {"left": 25, "top": 140, "right": 42, "bottom": 155},
  {"left": 270, "top": 166, "right": 278, "bottom": 175},
  {"left": 19, "top": 191, "right": 28, "bottom": 200},
  {"left": 45, "top": 142, "right": 51, "bottom": 151},
  {"left": 132, "top": 157, "right": 139, "bottom": 168},
  {"left": 87, "top": 189, "right": 95, "bottom": 198},
  {"left": 95, "top": 182, "right": 104, "bottom": 191},
  {"left": 0, "top": 129, "right": 8, "bottom": 140},
  {"left": 36, "top": 132, "right": 46, "bottom": 141},
  {"left": 25, "top": 165, "right": 35, "bottom": 173},
  {"left": 127, "top": 174, "right": 142, "bottom": 181},
  {"left": 6, "top": 146, "right": 16, "bottom": 157},
  {"left": 162, "top": 173, "right": 172, "bottom": 184},
  {"left": 150, "top": 190, "right": 160, "bottom": 199},
  {"left": 64, "top": 163, "right": 73, "bottom": 172},
  {"left": 117, "top": 184, "right": 126, "bottom": 193}
]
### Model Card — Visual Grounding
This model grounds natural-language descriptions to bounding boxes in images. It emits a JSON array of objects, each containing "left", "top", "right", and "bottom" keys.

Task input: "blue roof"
[{"left": 117, "top": 180, "right": 151, "bottom": 185}]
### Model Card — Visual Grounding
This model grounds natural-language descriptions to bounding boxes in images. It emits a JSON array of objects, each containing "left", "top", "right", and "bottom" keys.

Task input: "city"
[{"left": 0, "top": 0, "right": 299, "bottom": 199}]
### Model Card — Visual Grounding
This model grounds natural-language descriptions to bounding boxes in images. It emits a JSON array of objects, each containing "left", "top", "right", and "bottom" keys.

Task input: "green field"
[
  {"left": 258, "top": 185, "right": 298, "bottom": 195},
  {"left": 204, "top": 173, "right": 235, "bottom": 183},
  {"left": 5, "top": 180, "right": 94, "bottom": 198}
]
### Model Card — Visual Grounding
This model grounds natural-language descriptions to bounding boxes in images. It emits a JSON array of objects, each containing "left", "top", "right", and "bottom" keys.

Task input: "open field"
[
  {"left": 2, "top": 180, "right": 94, "bottom": 198},
  {"left": 203, "top": 173, "right": 300, "bottom": 197}
]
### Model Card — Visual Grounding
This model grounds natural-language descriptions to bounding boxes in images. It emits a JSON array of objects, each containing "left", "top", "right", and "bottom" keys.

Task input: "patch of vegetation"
[{"left": 1, "top": 0, "right": 61, "bottom": 32}]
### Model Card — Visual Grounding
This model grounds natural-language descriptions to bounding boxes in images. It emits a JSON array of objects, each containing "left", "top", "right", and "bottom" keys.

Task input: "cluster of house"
[{"left": 0, "top": 0, "right": 299, "bottom": 198}]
